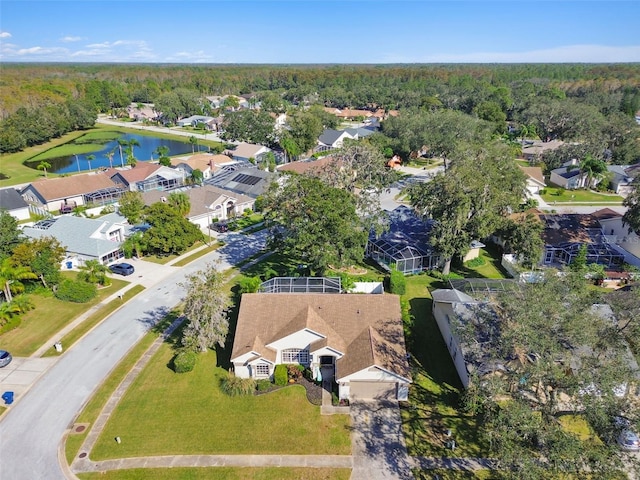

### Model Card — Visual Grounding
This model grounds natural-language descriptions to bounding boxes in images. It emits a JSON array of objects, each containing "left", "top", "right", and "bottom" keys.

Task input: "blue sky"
[{"left": 1, "top": 1, "right": 639, "bottom": 63}]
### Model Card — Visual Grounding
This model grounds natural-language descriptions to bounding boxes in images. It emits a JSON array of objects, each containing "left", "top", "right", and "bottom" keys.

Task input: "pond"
[{"left": 26, "top": 133, "right": 203, "bottom": 174}]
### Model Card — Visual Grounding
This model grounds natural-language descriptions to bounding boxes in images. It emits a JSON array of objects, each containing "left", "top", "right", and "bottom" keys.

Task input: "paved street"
[{"left": 0, "top": 232, "right": 266, "bottom": 480}]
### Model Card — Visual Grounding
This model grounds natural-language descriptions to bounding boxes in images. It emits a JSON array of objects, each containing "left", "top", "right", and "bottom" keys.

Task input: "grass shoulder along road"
[
  {"left": 541, "top": 188, "right": 623, "bottom": 204},
  {"left": 0, "top": 273, "right": 130, "bottom": 357},
  {"left": 76, "top": 467, "right": 351, "bottom": 480},
  {"left": 42, "top": 285, "right": 146, "bottom": 357}
]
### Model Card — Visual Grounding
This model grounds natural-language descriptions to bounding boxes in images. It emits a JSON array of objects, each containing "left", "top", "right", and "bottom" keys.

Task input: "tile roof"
[
  {"left": 171, "top": 153, "right": 236, "bottom": 172},
  {"left": 108, "top": 162, "right": 162, "bottom": 184},
  {"left": 591, "top": 208, "right": 623, "bottom": 221},
  {"left": 23, "top": 172, "right": 117, "bottom": 202},
  {"left": 232, "top": 293, "right": 410, "bottom": 381},
  {"left": 538, "top": 212, "right": 602, "bottom": 245}
]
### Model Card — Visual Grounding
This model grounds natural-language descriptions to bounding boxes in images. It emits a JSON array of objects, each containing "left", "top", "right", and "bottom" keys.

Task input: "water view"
[{"left": 27, "top": 133, "right": 201, "bottom": 174}]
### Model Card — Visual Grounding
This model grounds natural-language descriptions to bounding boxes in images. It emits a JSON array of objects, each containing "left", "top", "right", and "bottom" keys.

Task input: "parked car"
[
  {"left": 0, "top": 350, "right": 12, "bottom": 368},
  {"left": 209, "top": 222, "right": 229, "bottom": 233},
  {"left": 109, "top": 263, "right": 135, "bottom": 276}
]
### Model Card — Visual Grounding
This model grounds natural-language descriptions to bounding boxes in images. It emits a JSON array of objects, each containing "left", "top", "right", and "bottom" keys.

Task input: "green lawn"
[
  {"left": 172, "top": 243, "right": 221, "bottom": 267},
  {"left": 142, "top": 241, "right": 208, "bottom": 265},
  {"left": 0, "top": 274, "right": 129, "bottom": 356},
  {"left": 541, "top": 188, "right": 623, "bottom": 204},
  {"left": 42, "top": 285, "right": 145, "bottom": 357},
  {"left": 414, "top": 470, "right": 495, "bottom": 480},
  {"left": 90, "top": 347, "right": 351, "bottom": 460},
  {"left": 401, "top": 274, "right": 488, "bottom": 458},
  {"left": 77, "top": 468, "right": 351, "bottom": 480},
  {"left": 66, "top": 312, "right": 179, "bottom": 464},
  {"left": 228, "top": 214, "right": 264, "bottom": 231},
  {"left": 0, "top": 123, "right": 224, "bottom": 188},
  {"left": 453, "top": 247, "right": 510, "bottom": 279}
]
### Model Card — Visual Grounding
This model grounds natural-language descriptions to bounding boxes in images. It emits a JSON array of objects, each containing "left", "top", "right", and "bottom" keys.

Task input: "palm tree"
[
  {"left": 190, "top": 169, "right": 204, "bottom": 185},
  {"left": 125, "top": 139, "right": 140, "bottom": 166},
  {"left": 11, "top": 294, "right": 34, "bottom": 314},
  {"left": 37, "top": 160, "right": 51, "bottom": 178},
  {"left": 0, "top": 259, "right": 37, "bottom": 303},
  {"left": 0, "top": 301, "right": 21, "bottom": 327},
  {"left": 189, "top": 135, "right": 198, "bottom": 154},
  {"left": 155, "top": 145, "right": 171, "bottom": 166},
  {"left": 104, "top": 148, "right": 116, "bottom": 169},
  {"left": 168, "top": 192, "right": 191, "bottom": 217},
  {"left": 117, "top": 139, "right": 127, "bottom": 167},
  {"left": 580, "top": 155, "right": 608, "bottom": 189},
  {"left": 78, "top": 259, "right": 110, "bottom": 285},
  {"left": 86, "top": 154, "right": 95, "bottom": 172}
]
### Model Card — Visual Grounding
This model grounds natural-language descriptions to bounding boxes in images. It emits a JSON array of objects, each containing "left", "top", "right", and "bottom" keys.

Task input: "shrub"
[
  {"left": 464, "top": 257, "right": 486, "bottom": 268},
  {"left": 173, "top": 349, "right": 198, "bottom": 373},
  {"left": 256, "top": 379, "right": 272, "bottom": 392},
  {"left": 54, "top": 279, "right": 97, "bottom": 303},
  {"left": 0, "top": 316, "right": 21, "bottom": 334},
  {"left": 274, "top": 364, "right": 288, "bottom": 386},
  {"left": 539, "top": 188, "right": 547, "bottom": 195},
  {"left": 389, "top": 269, "right": 406, "bottom": 295},
  {"left": 287, "top": 364, "right": 303, "bottom": 380},
  {"left": 238, "top": 276, "right": 261, "bottom": 294},
  {"left": 220, "top": 374, "right": 256, "bottom": 396}
]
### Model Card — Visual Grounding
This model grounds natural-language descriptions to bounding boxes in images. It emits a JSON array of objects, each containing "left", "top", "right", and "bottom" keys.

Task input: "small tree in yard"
[
  {"left": 180, "top": 262, "right": 230, "bottom": 352},
  {"left": 389, "top": 269, "right": 406, "bottom": 295}
]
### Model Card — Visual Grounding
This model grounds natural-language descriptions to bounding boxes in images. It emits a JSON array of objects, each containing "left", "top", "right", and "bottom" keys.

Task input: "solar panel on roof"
[{"left": 232, "top": 174, "right": 261, "bottom": 186}]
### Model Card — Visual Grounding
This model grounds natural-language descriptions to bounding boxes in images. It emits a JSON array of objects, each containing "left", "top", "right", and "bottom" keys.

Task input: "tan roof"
[
  {"left": 518, "top": 165, "right": 546, "bottom": 186},
  {"left": 278, "top": 156, "right": 337, "bottom": 175},
  {"left": 108, "top": 162, "right": 161, "bottom": 183},
  {"left": 141, "top": 185, "right": 253, "bottom": 218},
  {"left": 322, "top": 107, "right": 373, "bottom": 118},
  {"left": 231, "top": 142, "right": 267, "bottom": 159},
  {"left": 26, "top": 172, "right": 117, "bottom": 201},
  {"left": 232, "top": 293, "right": 410, "bottom": 381},
  {"left": 171, "top": 153, "right": 235, "bottom": 171},
  {"left": 522, "top": 140, "right": 564, "bottom": 157}
]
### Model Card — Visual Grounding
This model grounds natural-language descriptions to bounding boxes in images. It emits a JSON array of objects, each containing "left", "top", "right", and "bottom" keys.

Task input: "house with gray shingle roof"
[
  {"left": 108, "top": 163, "right": 185, "bottom": 192},
  {"left": 141, "top": 185, "right": 254, "bottom": 228},
  {"left": 316, "top": 129, "right": 356, "bottom": 152},
  {"left": 231, "top": 292, "right": 411, "bottom": 401},
  {"left": 0, "top": 187, "right": 30, "bottom": 221},
  {"left": 21, "top": 214, "right": 127, "bottom": 267}
]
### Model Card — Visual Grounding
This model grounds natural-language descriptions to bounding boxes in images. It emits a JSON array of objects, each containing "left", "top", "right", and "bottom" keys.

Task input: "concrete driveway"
[
  {"left": 350, "top": 400, "right": 414, "bottom": 480},
  {"left": 0, "top": 357, "right": 58, "bottom": 402}
]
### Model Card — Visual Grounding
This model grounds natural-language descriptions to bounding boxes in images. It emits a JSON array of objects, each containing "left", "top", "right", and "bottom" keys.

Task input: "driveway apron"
[{"left": 350, "top": 400, "right": 414, "bottom": 480}]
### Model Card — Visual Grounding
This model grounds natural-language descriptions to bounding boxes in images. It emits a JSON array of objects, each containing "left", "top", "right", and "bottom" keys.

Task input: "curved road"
[{"left": 0, "top": 231, "right": 266, "bottom": 479}]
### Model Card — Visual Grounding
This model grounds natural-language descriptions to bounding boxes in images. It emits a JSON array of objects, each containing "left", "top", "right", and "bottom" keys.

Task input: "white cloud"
[
  {"left": 394, "top": 45, "right": 640, "bottom": 63},
  {"left": 166, "top": 50, "right": 213, "bottom": 62},
  {"left": 60, "top": 36, "right": 82, "bottom": 43},
  {"left": 16, "top": 46, "right": 67, "bottom": 55},
  {"left": 86, "top": 42, "right": 111, "bottom": 49},
  {"left": 0, "top": 31, "right": 11, "bottom": 39}
]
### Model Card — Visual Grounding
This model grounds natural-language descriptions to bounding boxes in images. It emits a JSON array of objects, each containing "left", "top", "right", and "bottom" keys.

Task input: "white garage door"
[{"left": 349, "top": 381, "right": 396, "bottom": 400}]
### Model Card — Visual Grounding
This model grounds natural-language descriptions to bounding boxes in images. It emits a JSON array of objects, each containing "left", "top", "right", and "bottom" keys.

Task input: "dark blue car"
[{"left": 109, "top": 263, "right": 135, "bottom": 276}]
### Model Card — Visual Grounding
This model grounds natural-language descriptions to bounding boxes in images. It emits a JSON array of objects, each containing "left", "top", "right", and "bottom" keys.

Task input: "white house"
[
  {"left": 21, "top": 214, "right": 127, "bottom": 267},
  {"left": 518, "top": 165, "right": 547, "bottom": 196},
  {"left": 0, "top": 187, "right": 30, "bottom": 221},
  {"left": 607, "top": 163, "right": 640, "bottom": 197},
  {"left": 231, "top": 292, "right": 411, "bottom": 401},
  {"left": 549, "top": 159, "right": 586, "bottom": 189},
  {"left": 141, "top": 185, "right": 254, "bottom": 228},
  {"left": 228, "top": 142, "right": 271, "bottom": 163},
  {"left": 316, "top": 129, "right": 356, "bottom": 152},
  {"left": 595, "top": 208, "right": 640, "bottom": 266},
  {"left": 171, "top": 153, "right": 240, "bottom": 181},
  {"left": 20, "top": 172, "right": 121, "bottom": 212}
]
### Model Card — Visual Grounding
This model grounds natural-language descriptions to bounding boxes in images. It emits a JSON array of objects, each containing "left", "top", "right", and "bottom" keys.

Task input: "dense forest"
[{"left": 1, "top": 63, "right": 640, "bottom": 159}]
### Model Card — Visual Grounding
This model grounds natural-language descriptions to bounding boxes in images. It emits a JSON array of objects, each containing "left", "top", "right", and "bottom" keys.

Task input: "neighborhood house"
[{"left": 231, "top": 290, "right": 411, "bottom": 401}]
